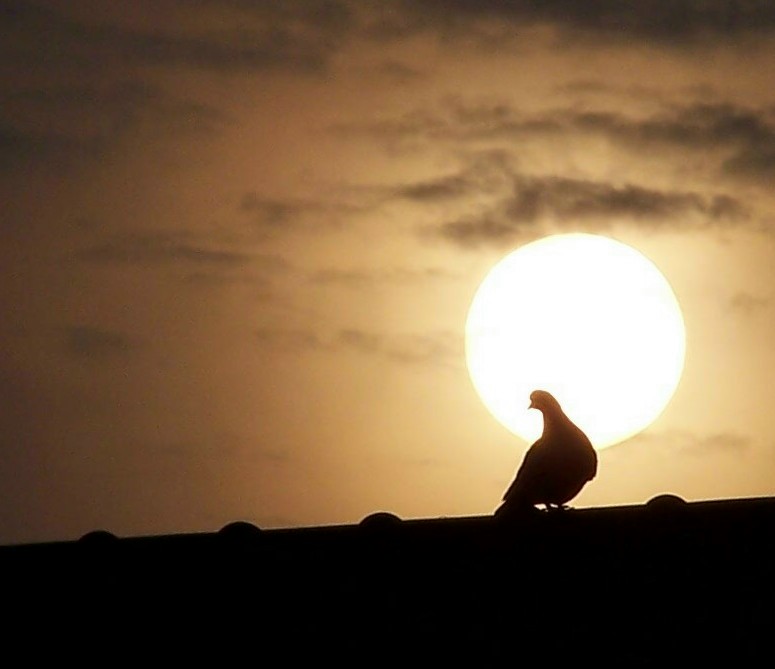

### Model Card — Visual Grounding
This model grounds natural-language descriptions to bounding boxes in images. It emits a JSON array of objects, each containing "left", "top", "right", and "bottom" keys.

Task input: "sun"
[{"left": 465, "top": 233, "right": 686, "bottom": 449}]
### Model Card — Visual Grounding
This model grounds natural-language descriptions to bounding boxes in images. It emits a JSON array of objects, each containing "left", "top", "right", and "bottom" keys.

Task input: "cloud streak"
[
  {"left": 337, "top": 100, "right": 775, "bottom": 184},
  {"left": 0, "top": 82, "right": 226, "bottom": 170},
  {"left": 308, "top": 266, "right": 456, "bottom": 287},
  {"left": 372, "top": 1, "right": 775, "bottom": 46},
  {"left": 621, "top": 429, "right": 751, "bottom": 455},
  {"left": 0, "top": 1, "right": 354, "bottom": 74},
  {"left": 76, "top": 232, "right": 255, "bottom": 267},
  {"left": 407, "top": 169, "right": 749, "bottom": 246},
  {"left": 65, "top": 325, "right": 134, "bottom": 359},
  {"left": 255, "top": 327, "right": 462, "bottom": 367}
]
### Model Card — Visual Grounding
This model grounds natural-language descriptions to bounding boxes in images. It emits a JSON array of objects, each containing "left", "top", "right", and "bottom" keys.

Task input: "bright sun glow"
[{"left": 466, "top": 233, "right": 686, "bottom": 449}]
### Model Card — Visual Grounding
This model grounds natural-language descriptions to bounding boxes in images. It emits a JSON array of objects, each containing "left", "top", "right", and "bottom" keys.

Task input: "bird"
[{"left": 495, "top": 390, "right": 597, "bottom": 516}]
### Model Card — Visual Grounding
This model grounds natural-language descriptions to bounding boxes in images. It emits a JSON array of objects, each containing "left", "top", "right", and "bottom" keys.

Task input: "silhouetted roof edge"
[{"left": 3, "top": 493, "right": 775, "bottom": 551}]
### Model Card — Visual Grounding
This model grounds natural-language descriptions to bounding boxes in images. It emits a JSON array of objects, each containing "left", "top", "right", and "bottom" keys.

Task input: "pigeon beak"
[{"left": 528, "top": 399, "right": 535, "bottom": 410}]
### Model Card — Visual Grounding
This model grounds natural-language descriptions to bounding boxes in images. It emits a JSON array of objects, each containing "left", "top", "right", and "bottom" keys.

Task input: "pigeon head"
[{"left": 528, "top": 390, "right": 562, "bottom": 414}]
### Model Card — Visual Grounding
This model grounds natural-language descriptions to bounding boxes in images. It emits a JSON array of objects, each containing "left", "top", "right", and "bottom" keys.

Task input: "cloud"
[
  {"left": 75, "top": 232, "right": 291, "bottom": 293},
  {"left": 370, "top": 1, "right": 775, "bottom": 46},
  {"left": 504, "top": 176, "right": 745, "bottom": 224},
  {"left": 620, "top": 429, "right": 751, "bottom": 455},
  {"left": 308, "top": 266, "right": 457, "bottom": 287},
  {"left": 240, "top": 195, "right": 311, "bottom": 228},
  {"left": 430, "top": 174, "right": 747, "bottom": 247},
  {"left": 255, "top": 326, "right": 462, "bottom": 366},
  {"left": 568, "top": 103, "right": 775, "bottom": 177},
  {"left": 76, "top": 232, "right": 255, "bottom": 267},
  {"left": 687, "top": 432, "right": 750, "bottom": 454},
  {"left": 0, "top": 120, "right": 101, "bottom": 171},
  {"left": 239, "top": 192, "right": 362, "bottom": 234},
  {"left": 337, "top": 329, "right": 382, "bottom": 353},
  {"left": 722, "top": 146, "right": 775, "bottom": 181},
  {"left": 0, "top": 1, "right": 354, "bottom": 74},
  {"left": 437, "top": 214, "right": 529, "bottom": 247},
  {"left": 530, "top": 103, "right": 775, "bottom": 185},
  {"left": 338, "top": 328, "right": 463, "bottom": 366},
  {"left": 728, "top": 292, "right": 771, "bottom": 314},
  {"left": 336, "top": 99, "right": 775, "bottom": 184},
  {"left": 0, "top": 82, "right": 226, "bottom": 170},
  {"left": 372, "top": 60, "right": 425, "bottom": 81},
  {"left": 255, "top": 327, "right": 328, "bottom": 353},
  {"left": 65, "top": 326, "right": 134, "bottom": 358},
  {"left": 395, "top": 174, "right": 472, "bottom": 202}
]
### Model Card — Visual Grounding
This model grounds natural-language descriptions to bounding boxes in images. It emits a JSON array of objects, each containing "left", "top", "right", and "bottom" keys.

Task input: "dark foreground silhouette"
[
  {"left": 497, "top": 389, "right": 597, "bottom": 517},
  {"left": 3, "top": 495, "right": 775, "bottom": 663}
]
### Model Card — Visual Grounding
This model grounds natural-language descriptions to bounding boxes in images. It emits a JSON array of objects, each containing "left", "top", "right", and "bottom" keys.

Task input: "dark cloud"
[
  {"left": 341, "top": 106, "right": 757, "bottom": 243},
  {"left": 7, "top": 82, "right": 224, "bottom": 132},
  {"left": 65, "top": 326, "right": 133, "bottom": 358},
  {"left": 438, "top": 214, "right": 525, "bottom": 247},
  {"left": 0, "top": 82, "right": 226, "bottom": 170},
  {"left": 523, "top": 103, "right": 775, "bottom": 184},
  {"left": 570, "top": 102, "right": 775, "bottom": 183},
  {"left": 341, "top": 99, "right": 775, "bottom": 186},
  {"left": 76, "top": 232, "right": 254, "bottom": 266},
  {"left": 240, "top": 192, "right": 360, "bottom": 233},
  {"left": 429, "top": 174, "right": 747, "bottom": 247},
  {"left": 572, "top": 103, "right": 775, "bottom": 153},
  {"left": 396, "top": 174, "right": 472, "bottom": 202},
  {"left": 0, "top": 1, "right": 353, "bottom": 74},
  {"left": 0, "top": 120, "right": 101, "bottom": 170},
  {"left": 722, "top": 146, "right": 775, "bottom": 181},
  {"left": 240, "top": 195, "right": 309, "bottom": 228},
  {"left": 373, "top": 60, "right": 425, "bottom": 81},
  {"left": 503, "top": 176, "right": 746, "bottom": 224},
  {"left": 5, "top": 0, "right": 774, "bottom": 104},
  {"left": 372, "top": 1, "right": 775, "bottom": 45}
]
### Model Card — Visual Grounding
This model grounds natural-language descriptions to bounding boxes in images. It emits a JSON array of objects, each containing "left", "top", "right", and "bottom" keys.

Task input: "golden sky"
[{"left": 3, "top": 1, "right": 775, "bottom": 544}]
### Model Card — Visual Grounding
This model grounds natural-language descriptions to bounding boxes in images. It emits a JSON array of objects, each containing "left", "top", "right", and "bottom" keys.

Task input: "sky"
[{"left": 3, "top": 1, "right": 775, "bottom": 545}]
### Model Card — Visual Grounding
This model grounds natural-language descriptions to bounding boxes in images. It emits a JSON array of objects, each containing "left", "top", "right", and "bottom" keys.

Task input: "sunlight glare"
[{"left": 465, "top": 234, "right": 686, "bottom": 449}]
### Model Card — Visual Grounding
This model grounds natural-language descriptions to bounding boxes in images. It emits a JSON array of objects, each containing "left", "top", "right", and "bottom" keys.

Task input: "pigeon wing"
[{"left": 502, "top": 439, "right": 549, "bottom": 504}]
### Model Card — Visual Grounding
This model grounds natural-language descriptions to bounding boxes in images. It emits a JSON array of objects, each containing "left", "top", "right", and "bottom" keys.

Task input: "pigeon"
[{"left": 496, "top": 390, "right": 597, "bottom": 516}]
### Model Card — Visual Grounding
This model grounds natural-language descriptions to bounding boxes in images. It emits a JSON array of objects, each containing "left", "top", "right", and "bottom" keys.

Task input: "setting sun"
[{"left": 466, "top": 234, "right": 686, "bottom": 449}]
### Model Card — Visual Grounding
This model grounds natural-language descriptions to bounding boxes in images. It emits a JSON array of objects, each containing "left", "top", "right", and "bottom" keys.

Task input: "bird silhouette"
[{"left": 496, "top": 390, "right": 597, "bottom": 516}]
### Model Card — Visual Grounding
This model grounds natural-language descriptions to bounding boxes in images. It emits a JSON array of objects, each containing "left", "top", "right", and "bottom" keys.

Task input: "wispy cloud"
[
  {"left": 0, "top": 81, "right": 226, "bottom": 169},
  {"left": 368, "top": 1, "right": 775, "bottom": 46},
  {"left": 335, "top": 99, "right": 775, "bottom": 184},
  {"left": 76, "top": 232, "right": 255, "bottom": 267},
  {"left": 339, "top": 328, "right": 463, "bottom": 366},
  {"left": 239, "top": 192, "right": 361, "bottom": 235},
  {"left": 308, "top": 266, "right": 457, "bottom": 287},
  {"left": 728, "top": 292, "right": 772, "bottom": 314},
  {"left": 424, "top": 173, "right": 747, "bottom": 247},
  {"left": 254, "top": 327, "right": 328, "bottom": 353},
  {"left": 255, "top": 326, "right": 462, "bottom": 366},
  {"left": 619, "top": 429, "right": 751, "bottom": 456},
  {"left": 0, "top": 1, "right": 354, "bottom": 74},
  {"left": 65, "top": 325, "right": 134, "bottom": 359}
]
